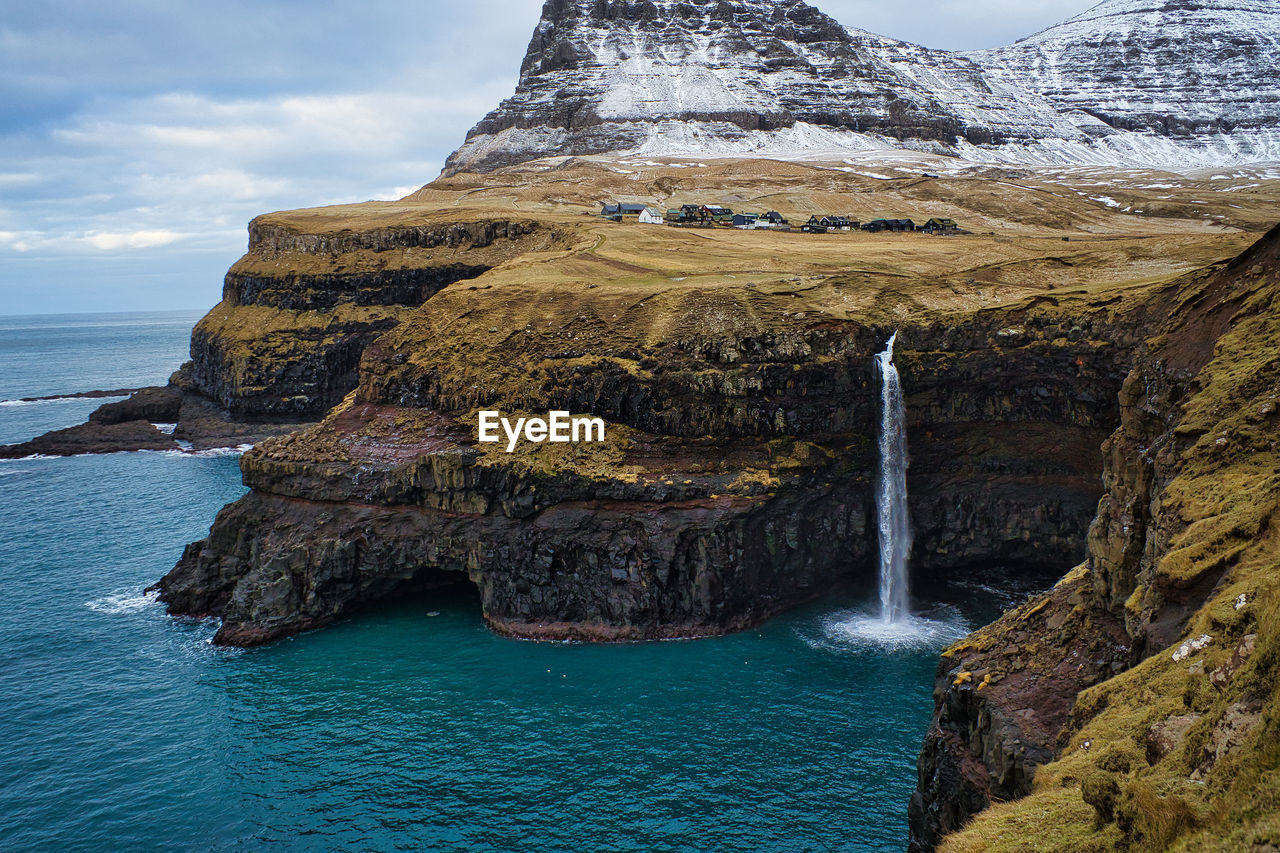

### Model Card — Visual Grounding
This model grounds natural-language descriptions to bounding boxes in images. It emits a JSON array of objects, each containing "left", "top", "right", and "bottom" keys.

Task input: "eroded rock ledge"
[
  {"left": 155, "top": 260, "right": 1143, "bottom": 645},
  {"left": 908, "top": 224, "right": 1280, "bottom": 852},
  {"left": 186, "top": 214, "right": 556, "bottom": 418}
]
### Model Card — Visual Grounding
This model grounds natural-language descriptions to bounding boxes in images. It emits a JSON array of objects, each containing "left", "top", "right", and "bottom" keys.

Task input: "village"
[{"left": 599, "top": 201, "right": 963, "bottom": 234}]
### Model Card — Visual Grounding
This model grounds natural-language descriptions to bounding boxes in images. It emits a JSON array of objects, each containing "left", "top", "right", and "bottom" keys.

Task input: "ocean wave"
[
  {"left": 150, "top": 443, "right": 254, "bottom": 458},
  {"left": 189, "top": 444, "right": 254, "bottom": 457},
  {"left": 86, "top": 589, "right": 160, "bottom": 615},
  {"left": 800, "top": 605, "right": 969, "bottom": 654},
  {"left": 0, "top": 395, "right": 122, "bottom": 408}
]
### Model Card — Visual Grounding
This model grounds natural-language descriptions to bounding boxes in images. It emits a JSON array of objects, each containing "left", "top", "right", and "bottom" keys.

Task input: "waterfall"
[{"left": 875, "top": 332, "right": 912, "bottom": 624}]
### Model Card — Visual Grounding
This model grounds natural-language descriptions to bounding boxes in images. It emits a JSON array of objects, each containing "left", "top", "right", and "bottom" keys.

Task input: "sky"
[{"left": 0, "top": 0, "right": 1098, "bottom": 316}]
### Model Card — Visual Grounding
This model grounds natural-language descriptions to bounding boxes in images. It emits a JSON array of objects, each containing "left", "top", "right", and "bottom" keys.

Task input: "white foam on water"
[
  {"left": 148, "top": 443, "right": 254, "bottom": 458},
  {"left": 187, "top": 443, "right": 254, "bottom": 458},
  {"left": 805, "top": 606, "right": 968, "bottom": 653},
  {"left": 0, "top": 396, "right": 122, "bottom": 408},
  {"left": 152, "top": 422, "right": 177, "bottom": 435},
  {"left": 86, "top": 589, "right": 160, "bottom": 615}
]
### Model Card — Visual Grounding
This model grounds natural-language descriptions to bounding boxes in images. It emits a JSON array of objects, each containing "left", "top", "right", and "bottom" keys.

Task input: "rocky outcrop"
[
  {"left": 907, "top": 224, "right": 1280, "bottom": 851},
  {"left": 158, "top": 403, "right": 871, "bottom": 645},
  {"left": 0, "top": 418, "right": 178, "bottom": 458},
  {"left": 908, "top": 568, "right": 1131, "bottom": 851},
  {"left": 181, "top": 215, "right": 548, "bottom": 419},
  {"left": 88, "top": 386, "right": 182, "bottom": 425},
  {"left": 156, "top": 264, "right": 1149, "bottom": 645},
  {"left": 0, "top": 383, "right": 311, "bottom": 458}
]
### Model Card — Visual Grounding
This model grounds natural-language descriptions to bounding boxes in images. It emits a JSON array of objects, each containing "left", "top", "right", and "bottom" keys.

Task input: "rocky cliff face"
[
  {"left": 184, "top": 215, "right": 547, "bottom": 418},
  {"left": 156, "top": 260, "right": 1147, "bottom": 645},
  {"left": 444, "top": 0, "right": 1085, "bottom": 174},
  {"left": 442, "top": 0, "right": 1280, "bottom": 174},
  {"left": 975, "top": 0, "right": 1280, "bottom": 145},
  {"left": 908, "top": 224, "right": 1280, "bottom": 852}
]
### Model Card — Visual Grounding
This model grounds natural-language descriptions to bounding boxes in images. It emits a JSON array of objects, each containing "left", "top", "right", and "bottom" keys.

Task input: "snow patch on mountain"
[{"left": 441, "top": 0, "right": 1280, "bottom": 175}]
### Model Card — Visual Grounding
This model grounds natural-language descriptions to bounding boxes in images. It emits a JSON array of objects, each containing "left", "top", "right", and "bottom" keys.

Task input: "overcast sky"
[{"left": 0, "top": 0, "right": 1098, "bottom": 315}]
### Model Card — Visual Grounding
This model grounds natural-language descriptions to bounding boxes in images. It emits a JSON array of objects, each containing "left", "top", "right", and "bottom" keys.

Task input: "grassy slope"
[
  {"left": 940, "top": 230, "right": 1280, "bottom": 852},
  {"left": 203, "top": 156, "right": 1280, "bottom": 848}
]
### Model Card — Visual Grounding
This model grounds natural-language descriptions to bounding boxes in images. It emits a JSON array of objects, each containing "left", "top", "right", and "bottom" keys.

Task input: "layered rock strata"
[
  {"left": 908, "top": 224, "right": 1280, "bottom": 851},
  {"left": 444, "top": 0, "right": 1280, "bottom": 173},
  {"left": 186, "top": 215, "right": 547, "bottom": 418},
  {"left": 157, "top": 267, "right": 1143, "bottom": 645}
]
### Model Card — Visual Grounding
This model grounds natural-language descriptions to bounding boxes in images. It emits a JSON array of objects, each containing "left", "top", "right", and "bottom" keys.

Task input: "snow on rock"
[{"left": 441, "top": 0, "right": 1280, "bottom": 175}]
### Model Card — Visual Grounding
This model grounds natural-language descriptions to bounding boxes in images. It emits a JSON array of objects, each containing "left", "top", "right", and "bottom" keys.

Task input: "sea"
[{"left": 0, "top": 311, "right": 1026, "bottom": 852}]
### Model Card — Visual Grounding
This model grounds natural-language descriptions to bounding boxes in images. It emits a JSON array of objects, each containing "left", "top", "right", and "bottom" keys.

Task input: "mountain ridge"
[{"left": 441, "top": 0, "right": 1280, "bottom": 175}]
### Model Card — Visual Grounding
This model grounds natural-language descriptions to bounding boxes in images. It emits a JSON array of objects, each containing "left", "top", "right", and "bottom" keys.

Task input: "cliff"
[
  {"left": 156, "top": 283, "right": 1140, "bottom": 645},
  {"left": 130, "top": 158, "right": 1280, "bottom": 848},
  {"left": 148, "top": 160, "right": 1259, "bottom": 646},
  {"left": 909, "top": 224, "right": 1280, "bottom": 852},
  {"left": 442, "top": 0, "right": 1280, "bottom": 174},
  {"left": 184, "top": 212, "right": 551, "bottom": 418}
]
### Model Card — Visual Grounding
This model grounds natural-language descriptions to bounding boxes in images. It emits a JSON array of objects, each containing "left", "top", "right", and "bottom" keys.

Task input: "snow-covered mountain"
[
  {"left": 972, "top": 0, "right": 1280, "bottom": 163},
  {"left": 442, "top": 0, "right": 1280, "bottom": 175}
]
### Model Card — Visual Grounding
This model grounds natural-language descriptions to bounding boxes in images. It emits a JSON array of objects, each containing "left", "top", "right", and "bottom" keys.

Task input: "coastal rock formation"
[
  {"left": 443, "top": 0, "right": 1280, "bottom": 174},
  {"left": 185, "top": 213, "right": 548, "bottom": 418},
  {"left": 0, "top": 383, "right": 314, "bottom": 458},
  {"left": 908, "top": 224, "right": 1280, "bottom": 852},
  {"left": 133, "top": 156, "right": 1277, "bottom": 847},
  {"left": 0, "top": 417, "right": 179, "bottom": 458},
  {"left": 156, "top": 236, "right": 1149, "bottom": 645}
]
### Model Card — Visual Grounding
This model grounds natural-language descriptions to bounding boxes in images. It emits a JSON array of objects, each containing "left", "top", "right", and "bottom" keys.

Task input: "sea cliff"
[
  {"left": 137, "top": 159, "right": 1279, "bottom": 850},
  {"left": 910, "top": 224, "right": 1280, "bottom": 852}
]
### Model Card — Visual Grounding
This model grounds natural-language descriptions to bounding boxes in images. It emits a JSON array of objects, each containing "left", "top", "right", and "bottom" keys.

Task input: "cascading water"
[
  {"left": 815, "top": 331, "right": 965, "bottom": 650},
  {"left": 875, "top": 332, "right": 912, "bottom": 624}
]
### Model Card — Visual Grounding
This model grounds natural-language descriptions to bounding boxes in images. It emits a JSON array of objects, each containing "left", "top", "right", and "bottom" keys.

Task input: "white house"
[{"left": 638, "top": 207, "right": 665, "bottom": 224}]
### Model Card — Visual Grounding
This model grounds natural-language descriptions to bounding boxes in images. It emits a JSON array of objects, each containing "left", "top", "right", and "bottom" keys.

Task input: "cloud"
[
  {"left": 81, "top": 230, "right": 185, "bottom": 250},
  {"left": 0, "top": 0, "right": 1100, "bottom": 314}
]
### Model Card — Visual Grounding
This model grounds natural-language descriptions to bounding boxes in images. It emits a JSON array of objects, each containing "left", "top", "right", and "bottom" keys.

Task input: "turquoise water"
[
  {"left": 0, "top": 311, "right": 200, "bottom": 444},
  {"left": 0, "top": 312, "right": 1011, "bottom": 852}
]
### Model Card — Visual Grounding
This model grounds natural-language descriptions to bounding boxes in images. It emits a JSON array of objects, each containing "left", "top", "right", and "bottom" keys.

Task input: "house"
[
  {"left": 805, "top": 214, "right": 858, "bottom": 232},
  {"left": 638, "top": 207, "right": 665, "bottom": 224},
  {"left": 678, "top": 204, "right": 703, "bottom": 222},
  {"left": 600, "top": 202, "right": 647, "bottom": 217},
  {"left": 762, "top": 211, "right": 788, "bottom": 225},
  {"left": 920, "top": 217, "right": 959, "bottom": 233},
  {"left": 863, "top": 218, "right": 915, "bottom": 232},
  {"left": 701, "top": 205, "right": 734, "bottom": 224},
  {"left": 732, "top": 212, "right": 760, "bottom": 227}
]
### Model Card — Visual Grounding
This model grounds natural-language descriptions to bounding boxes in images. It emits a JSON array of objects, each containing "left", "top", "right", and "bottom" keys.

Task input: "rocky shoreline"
[
  {"left": 907, "top": 223, "right": 1280, "bottom": 851},
  {"left": 0, "top": 383, "right": 312, "bottom": 459},
  {"left": 10, "top": 169, "right": 1275, "bottom": 850}
]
